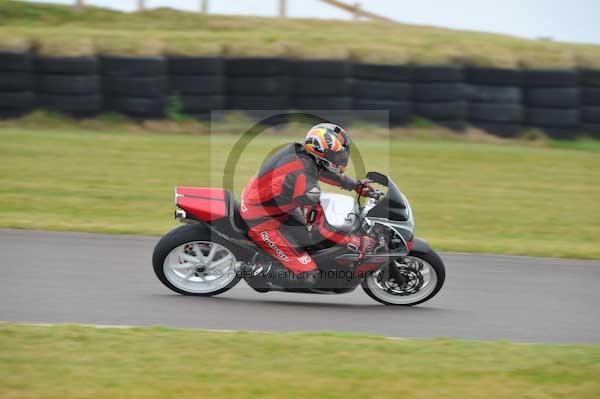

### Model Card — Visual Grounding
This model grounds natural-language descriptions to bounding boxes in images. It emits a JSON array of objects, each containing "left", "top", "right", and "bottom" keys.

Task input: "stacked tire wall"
[
  {"left": 1, "top": 50, "right": 600, "bottom": 140},
  {"left": 413, "top": 66, "right": 468, "bottom": 130},
  {"left": 169, "top": 56, "right": 225, "bottom": 119},
  {"left": 291, "top": 60, "right": 352, "bottom": 124},
  {"left": 101, "top": 56, "right": 168, "bottom": 119},
  {"left": 580, "top": 69, "right": 600, "bottom": 137},
  {"left": 523, "top": 70, "right": 580, "bottom": 139},
  {"left": 0, "top": 52, "right": 35, "bottom": 119},
  {"left": 466, "top": 67, "right": 523, "bottom": 137},
  {"left": 36, "top": 56, "right": 101, "bottom": 117},
  {"left": 226, "top": 57, "right": 289, "bottom": 112},
  {"left": 352, "top": 63, "right": 413, "bottom": 126}
]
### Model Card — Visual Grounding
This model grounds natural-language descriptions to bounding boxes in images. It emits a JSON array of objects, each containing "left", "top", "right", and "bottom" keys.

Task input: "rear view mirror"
[{"left": 365, "top": 171, "right": 388, "bottom": 186}]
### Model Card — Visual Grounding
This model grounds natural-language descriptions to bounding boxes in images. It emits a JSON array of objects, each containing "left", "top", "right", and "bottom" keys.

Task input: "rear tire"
[
  {"left": 153, "top": 224, "right": 241, "bottom": 296},
  {"left": 362, "top": 250, "right": 445, "bottom": 306}
]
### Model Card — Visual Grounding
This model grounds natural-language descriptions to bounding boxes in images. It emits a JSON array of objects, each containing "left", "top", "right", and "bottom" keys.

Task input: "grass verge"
[
  {"left": 1, "top": 323, "right": 600, "bottom": 399},
  {"left": 1, "top": 0, "right": 600, "bottom": 67},
  {"left": 0, "top": 113, "right": 599, "bottom": 259}
]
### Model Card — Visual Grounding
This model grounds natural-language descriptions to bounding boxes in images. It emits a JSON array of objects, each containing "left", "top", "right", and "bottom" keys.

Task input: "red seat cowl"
[{"left": 176, "top": 187, "right": 229, "bottom": 222}]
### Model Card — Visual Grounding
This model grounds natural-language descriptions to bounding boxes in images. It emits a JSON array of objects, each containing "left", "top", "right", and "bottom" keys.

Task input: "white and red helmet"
[{"left": 303, "top": 123, "right": 350, "bottom": 174}]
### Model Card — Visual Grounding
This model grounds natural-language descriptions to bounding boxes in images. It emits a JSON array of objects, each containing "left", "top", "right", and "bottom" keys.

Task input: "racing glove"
[{"left": 355, "top": 179, "right": 376, "bottom": 198}]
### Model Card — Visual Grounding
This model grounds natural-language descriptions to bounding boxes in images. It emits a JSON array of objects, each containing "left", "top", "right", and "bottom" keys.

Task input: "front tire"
[
  {"left": 153, "top": 224, "right": 241, "bottom": 296},
  {"left": 362, "top": 250, "right": 446, "bottom": 306}
]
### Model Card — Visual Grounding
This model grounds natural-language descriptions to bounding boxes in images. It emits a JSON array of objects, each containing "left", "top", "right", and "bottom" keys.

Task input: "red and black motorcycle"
[{"left": 152, "top": 172, "right": 445, "bottom": 305}]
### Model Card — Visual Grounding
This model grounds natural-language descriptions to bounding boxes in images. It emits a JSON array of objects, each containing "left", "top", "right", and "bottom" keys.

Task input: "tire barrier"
[
  {"left": 0, "top": 51, "right": 34, "bottom": 118},
  {"left": 226, "top": 57, "right": 289, "bottom": 114},
  {"left": 413, "top": 65, "right": 466, "bottom": 130},
  {"left": 1, "top": 52, "right": 600, "bottom": 140},
  {"left": 291, "top": 60, "right": 352, "bottom": 124},
  {"left": 34, "top": 56, "right": 101, "bottom": 117},
  {"left": 352, "top": 63, "right": 413, "bottom": 126},
  {"left": 168, "top": 56, "right": 225, "bottom": 120},
  {"left": 523, "top": 69, "right": 580, "bottom": 139},
  {"left": 466, "top": 67, "right": 524, "bottom": 137},
  {"left": 579, "top": 69, "right": 600, "bottom": 137},
  {"left": 101, "top": 56, "right": 167, "bottom": 118}
]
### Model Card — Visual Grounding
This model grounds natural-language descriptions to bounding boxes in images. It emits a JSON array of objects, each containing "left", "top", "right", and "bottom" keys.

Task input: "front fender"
[{"left": 411, "top": 237, "right": 432, "bottom": 254}]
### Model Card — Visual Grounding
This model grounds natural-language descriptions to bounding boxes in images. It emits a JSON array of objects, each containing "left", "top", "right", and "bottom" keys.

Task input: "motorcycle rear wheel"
[
  {"left": 361, "top": 250, "right": 445, "bottom": 306},
  {"left": 153, "top": 224, "right": 241, "bottom": 296}
]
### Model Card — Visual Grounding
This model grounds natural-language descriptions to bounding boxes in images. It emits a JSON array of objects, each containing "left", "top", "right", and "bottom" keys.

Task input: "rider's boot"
[
  {"left": 285, "top": 268, "right": 320, "bottom": 290},
  {"left": 243, "top": 253, "right": 321, "bottom": 291},
  {"left": 242, "top": 254, "right": 273, "bottom": 293}
]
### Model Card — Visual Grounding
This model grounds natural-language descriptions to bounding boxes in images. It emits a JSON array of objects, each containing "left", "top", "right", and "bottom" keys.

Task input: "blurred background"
[
  {"left": 22, "top": 0, "right": 600, "bottom": 43},
  {"left": 1, "top": 0, "right": 599, "bottom": 256},
  {"left": 2, "top": 2, "right": 600, "bottom": 398}
]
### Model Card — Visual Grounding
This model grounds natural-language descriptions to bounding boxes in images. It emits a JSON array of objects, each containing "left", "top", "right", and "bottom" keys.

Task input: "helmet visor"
[{"left": 325, "top": 148, "right": 349, "bottom": 168}]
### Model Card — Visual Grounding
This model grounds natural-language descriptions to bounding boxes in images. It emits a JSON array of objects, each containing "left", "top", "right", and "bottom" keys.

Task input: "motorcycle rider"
[{"left": 240, "top": 123, "right": 377, "bottom": 288}]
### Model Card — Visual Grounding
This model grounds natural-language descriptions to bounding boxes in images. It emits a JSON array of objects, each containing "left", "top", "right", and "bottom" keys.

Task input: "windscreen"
[{"left": 366, "top": 172, "right": 409, "bottom": 222}]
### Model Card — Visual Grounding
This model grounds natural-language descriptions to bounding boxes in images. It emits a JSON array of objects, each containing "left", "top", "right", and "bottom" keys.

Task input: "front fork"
[
  {"left": 372, "top": 229, "right": 407, "bottom": 285},
  {"left": 380, "top": 257, "right": 407, "bottom": 286}
]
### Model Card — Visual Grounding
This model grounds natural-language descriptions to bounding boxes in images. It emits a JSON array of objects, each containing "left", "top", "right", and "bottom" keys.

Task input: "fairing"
[
  {"left": 366, "top": 174, "right": 410, "bottom": 222},
  {"left": 175, "top": 187, "right": 228, "bottom": 222},
  {"left": 364, "top": 172, "right": 415, "bottom": 239},
  {"left": 320, "top": 192, "right": 360, "bottom": 233}
]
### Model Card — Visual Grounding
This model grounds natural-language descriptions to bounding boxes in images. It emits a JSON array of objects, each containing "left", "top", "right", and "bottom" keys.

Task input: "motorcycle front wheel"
[
  {"left": 361, "top": 249, "right": 445, "bottom": 306},
  {"left": 153, "top": 224, "right": 241, "bottom": 296}
]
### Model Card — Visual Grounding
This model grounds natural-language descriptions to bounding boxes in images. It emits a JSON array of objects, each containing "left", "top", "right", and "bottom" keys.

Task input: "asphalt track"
[{"left": 1, "top": 229, "right": 599, "bottom": 343}]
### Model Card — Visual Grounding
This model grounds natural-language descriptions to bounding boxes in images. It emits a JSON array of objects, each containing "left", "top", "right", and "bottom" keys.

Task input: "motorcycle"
[{"left": 152, "top": 171, "right": 445, "bottom": 305}]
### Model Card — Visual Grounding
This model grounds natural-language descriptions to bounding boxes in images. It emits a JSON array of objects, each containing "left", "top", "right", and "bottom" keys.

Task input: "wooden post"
[
  {"left": 137, "top": 0, "right": 145, "bottom": 12},
  {"left": 353, "top": 2, "right": 361, "bottom": 20},
  {"left": 201, "top": 0, "right": 209, "bottom": 13},
  {"left": 279, "top": 0, "right": 287, "bottom": 17},
  {"left": 319, "top": 0, "right": 395, "bottom": 23}
]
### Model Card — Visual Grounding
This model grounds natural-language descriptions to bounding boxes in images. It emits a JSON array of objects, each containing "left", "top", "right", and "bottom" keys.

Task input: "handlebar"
[{"left": 369, "top": 189, "right": 385, "bottom": 200}]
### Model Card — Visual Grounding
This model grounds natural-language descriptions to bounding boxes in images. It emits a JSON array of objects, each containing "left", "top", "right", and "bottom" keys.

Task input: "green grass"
[
  {"left": 1, "top": 0, "right": 600, "bottom": 67},
  {"left": 1, "top": 116, "right": 599, "bottom": 259},
  {"left": 549, "top": 138, "right": 600, "bottom": 152},
  {"left": 1, "top": 323, "right": 599, "bottom": 399}
]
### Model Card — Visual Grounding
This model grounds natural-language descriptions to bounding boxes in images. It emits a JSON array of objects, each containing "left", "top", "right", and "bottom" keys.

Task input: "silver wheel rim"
[
  {"left": 366, "top": 256, "right": 438, "bottom": 305},
  {"left": 163, "top": 241, "right": 237, "bottom": 294}
]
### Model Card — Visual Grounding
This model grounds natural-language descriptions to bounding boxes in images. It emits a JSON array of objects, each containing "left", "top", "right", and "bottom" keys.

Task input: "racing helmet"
[{"left": 304, "top": 123, "right": 350, "bottom": 175}]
